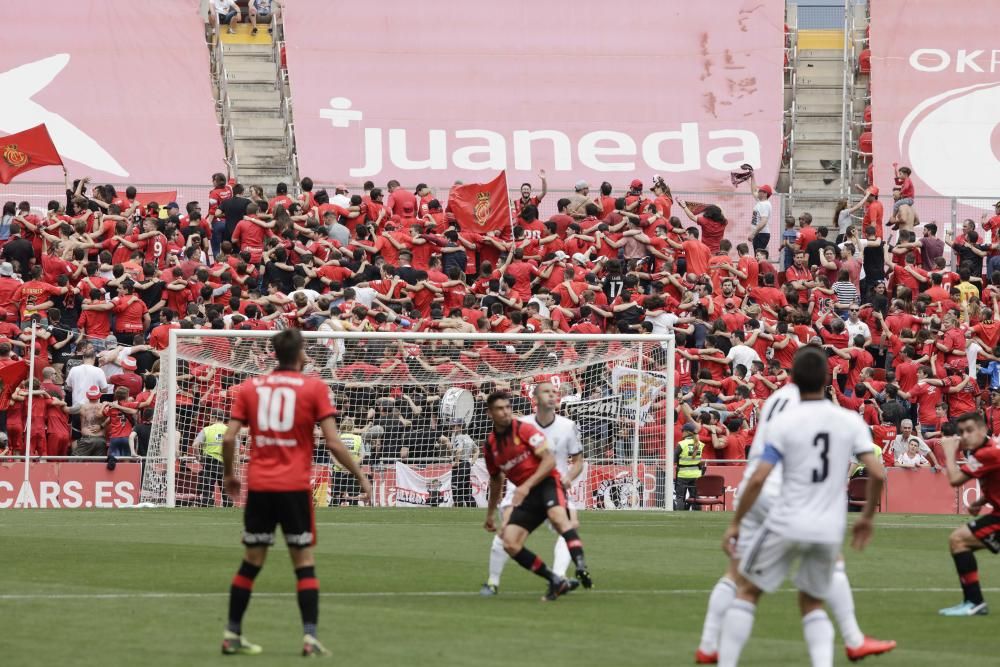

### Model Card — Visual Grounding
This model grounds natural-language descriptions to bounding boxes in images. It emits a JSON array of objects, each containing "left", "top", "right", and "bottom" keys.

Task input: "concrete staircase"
[
  {"left": 219, "top": 41, "right": 295, "bottom": 194},
  {"left": 788, "top": 48, "right": 849, "bottom": 226}
]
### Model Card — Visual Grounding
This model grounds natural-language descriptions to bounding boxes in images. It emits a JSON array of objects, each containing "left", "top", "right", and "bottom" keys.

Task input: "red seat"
[
  {"left": 858, "top": 48, "right": 871, "bottom": 74},
  {"left": 690, "top": 474, "right": 726, "bottom": 511},
  {"left": 858, "top": 131, "right": 873, "bottom": 155},
  {"left": 847, "top": 476, "right": 880, "bottom": 511}
]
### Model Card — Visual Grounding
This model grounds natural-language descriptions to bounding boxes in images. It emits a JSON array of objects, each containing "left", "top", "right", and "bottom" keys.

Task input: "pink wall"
[
  {"left": 0, "top": 0, "right": 224, "bottom": 185},
  {"left": 284, "top": 0, "right": 785, "bottom": 191},
  {"left": 871, "top": 0, "right": 1000, "bottom": 200}
]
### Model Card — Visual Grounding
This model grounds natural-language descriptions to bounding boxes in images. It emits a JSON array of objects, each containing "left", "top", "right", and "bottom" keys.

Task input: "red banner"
[
  {"left": 0, "top": 124, "right": 62, "bottom": 184},
  {"left": 447, "top": 172, "right": 512, "bottom": 234},
  {"left": 0, "top": 462, "right": 141, "bottom": 508}
]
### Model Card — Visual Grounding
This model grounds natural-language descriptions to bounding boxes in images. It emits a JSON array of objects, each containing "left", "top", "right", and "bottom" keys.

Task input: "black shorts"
[
  {"left": 243, "top": 490, "right": 315, "bottom": 548},
  {"left": 969, "top": 514, "right": 1000, "bottom": 554},
  {"left": 508, "top": 477, "right": 567, "bottom": 533}
]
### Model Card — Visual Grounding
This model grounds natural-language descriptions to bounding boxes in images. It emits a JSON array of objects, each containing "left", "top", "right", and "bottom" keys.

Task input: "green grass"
[{"left": 0, "top": 510, "right": 996, "bottom": 666}]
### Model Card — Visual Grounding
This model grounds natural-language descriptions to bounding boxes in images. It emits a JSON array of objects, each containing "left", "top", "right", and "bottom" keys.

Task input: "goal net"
[{"left": 140, "top": 330, "right": 675, "bottom": 509}]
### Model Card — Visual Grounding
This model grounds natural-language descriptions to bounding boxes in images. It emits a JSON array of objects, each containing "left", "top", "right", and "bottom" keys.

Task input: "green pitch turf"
[{"left": 1, "top": 510, "right": 997, "bottom": 666}]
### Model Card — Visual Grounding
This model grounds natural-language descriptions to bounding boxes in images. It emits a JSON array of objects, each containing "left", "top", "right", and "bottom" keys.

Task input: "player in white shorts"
[
  {"left": 481, "top": 381, "right": 585, "bottom": 595},
  {"left": 716, "top": 347, "right": 886, "bottom": 667},
  {"left": 695, "top": 371, "right": 896, "bottom": 664}
]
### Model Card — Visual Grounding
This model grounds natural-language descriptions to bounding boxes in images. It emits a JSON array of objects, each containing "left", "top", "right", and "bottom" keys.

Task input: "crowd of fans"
[{"left": 0, "top": 165, "right": 998, "bottom": 475}]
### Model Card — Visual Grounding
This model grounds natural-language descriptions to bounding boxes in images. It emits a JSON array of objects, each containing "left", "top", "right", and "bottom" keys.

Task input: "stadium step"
[
  {"left": 792, "top": 145, "right": 841, "bottom": 164},
  {"left": 222, "top": 43, "right": 273, "bottom": 59},
  {"left": 215, "top": 22, "right": 296, "bottom": 187},
  {"left": 234, "top": 141, "right": 290, "bottom": 161}
]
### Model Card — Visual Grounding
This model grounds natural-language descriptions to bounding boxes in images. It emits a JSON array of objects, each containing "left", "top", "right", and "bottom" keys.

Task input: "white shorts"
[{"left": 738, "top": 527, "right": 839, "bottom": 600}]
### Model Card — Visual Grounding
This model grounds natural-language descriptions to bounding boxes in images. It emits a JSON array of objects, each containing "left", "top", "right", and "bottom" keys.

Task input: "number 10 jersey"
[{"left": 231, "top": 371, "right": 337, "bottom": 492}]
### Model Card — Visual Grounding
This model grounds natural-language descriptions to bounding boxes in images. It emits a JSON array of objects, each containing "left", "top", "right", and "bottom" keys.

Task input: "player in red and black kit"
[
  {"left": 939, "top": 411, "right": 1000, "bottom": 616},
  {"left": 220, "top": 329, "right": 372, "bottom": 656},
  {"left": 482, "top": 391, "right": 592, "bottom": 601}
]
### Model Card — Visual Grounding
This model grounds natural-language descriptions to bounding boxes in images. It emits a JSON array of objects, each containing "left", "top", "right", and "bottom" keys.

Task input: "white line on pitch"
[{"left": 1, "top": 587, "right": 993, "bottom": 601}]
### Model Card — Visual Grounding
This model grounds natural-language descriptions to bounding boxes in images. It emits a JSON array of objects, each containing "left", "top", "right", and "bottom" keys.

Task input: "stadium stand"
[{"left": 0, "top": 0, "right": 997, "bottom": 515}]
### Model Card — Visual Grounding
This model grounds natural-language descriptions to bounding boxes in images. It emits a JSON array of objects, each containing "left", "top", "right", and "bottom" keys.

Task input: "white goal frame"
[{"left": 158, "top": 329, "right": 675, "bottom": 509}]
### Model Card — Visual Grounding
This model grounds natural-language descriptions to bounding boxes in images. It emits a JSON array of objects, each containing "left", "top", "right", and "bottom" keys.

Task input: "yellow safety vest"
[
  {"left": 201, "top": 423, "right": 227, "bottom": 462},
  {"left": 333, "top": 433, "right": 364, "bottom": 472},
  {"left": 851, "top": 443, "right": 882, "bottom": 477},
  {"left": 677, "top": 436, "right": 705, "bottom": 479}
]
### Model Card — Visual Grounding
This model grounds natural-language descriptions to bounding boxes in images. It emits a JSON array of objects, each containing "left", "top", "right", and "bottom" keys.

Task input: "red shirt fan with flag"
[
  {"left": 0, "top": 124, "right": 63, "bottom": 184},
  {"left": 447, "top": 171, "right": 512, "bottom": 234}
]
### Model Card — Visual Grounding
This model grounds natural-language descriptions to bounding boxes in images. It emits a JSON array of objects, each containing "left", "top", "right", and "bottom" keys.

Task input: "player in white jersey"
[
  {"left": 480, "top": 381, "right": 585, "bottom": 595},
  {"left": 716, "top": 347, "right": 885, "bottom": 667},
  {"left": 695, "top": 361, "right": 895, "bottom": 664}
]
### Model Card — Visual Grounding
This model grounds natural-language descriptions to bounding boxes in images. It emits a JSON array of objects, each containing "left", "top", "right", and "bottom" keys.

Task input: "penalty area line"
[{"left": 1, "top": 586, "right": 994, "bottom": 601}]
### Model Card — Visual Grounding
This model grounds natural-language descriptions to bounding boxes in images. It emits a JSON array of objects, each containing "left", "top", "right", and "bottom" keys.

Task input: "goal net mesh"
[{"left": 140, "top": 331, "right": 674, "bottom": 509}]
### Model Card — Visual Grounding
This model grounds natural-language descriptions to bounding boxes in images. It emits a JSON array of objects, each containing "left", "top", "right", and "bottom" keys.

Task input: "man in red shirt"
[
  {"left": 13, "top": 266, "right": 66, "bottom": 321},
  {"left": 108, "top": 356, "right": 143, "bottom": 398},
  {"left": 148, "top": 309, "right": 180, "bottom": 350},
  {"left": 939, "top": 412, "right": 1000, "bottom": 616},
  {"left": 482, "top": 390, "right": 591, "bottom": 601},
  {"left": 386, "top": 181, "right": 418, "bottom": 220},
  {"left": 112, "top": 281, "right": 149, "bottom": 345},
  {"left": 898, "top": 366, "right": 945, "bottom": 435},
  {"left": 863, "top": 187, "right": 885, "bottom": 239},
  {"left": 667, "top": 227, "right": 711, "bottom": 277},
  {"left": 221, "top": 329, "right": 371, "bottom": 656},
  {"left": 785, "top": 251, "right": 814, "bottom": 306},
  {"left": 231, "top": 204, "right": 271, "bottom": 264}
]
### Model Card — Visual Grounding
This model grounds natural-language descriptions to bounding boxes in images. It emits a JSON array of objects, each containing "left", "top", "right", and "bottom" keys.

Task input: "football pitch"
[{"left": 2, "top": 510, "right": 997, "bottom": 666}]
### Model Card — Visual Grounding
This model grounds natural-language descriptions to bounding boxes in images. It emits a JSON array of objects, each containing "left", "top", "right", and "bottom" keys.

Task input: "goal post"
[{"left": 141, "top": 329, "right": 675, "bottom": 510}]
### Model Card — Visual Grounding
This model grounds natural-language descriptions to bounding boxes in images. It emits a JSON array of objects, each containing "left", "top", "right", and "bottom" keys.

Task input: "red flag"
[
  {"left": 0, "top": 125, "right": 63, "bottom": 184},
  {"left": 447, "top": 171, "right": 512, "bottom": 234},
  {"left": 0, "top": 360, "right": 29, "bottom": 410}
]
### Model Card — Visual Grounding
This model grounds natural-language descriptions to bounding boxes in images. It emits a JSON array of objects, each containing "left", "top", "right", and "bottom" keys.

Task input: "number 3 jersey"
[
  {"left": 231, "top": 371, "right": 336, "bottom": 492},
  {"left": 763, "top": 400, "right": 873, "bottom": 544}
]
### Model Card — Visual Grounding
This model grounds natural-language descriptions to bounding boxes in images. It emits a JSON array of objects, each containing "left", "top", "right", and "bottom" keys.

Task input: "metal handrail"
[
  {"left": 211, "top": 29, "right": 239, "bottom": 179},
  {"left": 786, "top": 13, "right": 798, "bottom": 210},
  {"left": 271, "top": 16, "right": 298, "bottom": 185}
]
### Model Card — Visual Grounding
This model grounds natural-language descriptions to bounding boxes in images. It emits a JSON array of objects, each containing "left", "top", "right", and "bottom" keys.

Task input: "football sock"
[
  {"left": 560, "top": 528, "right": 586, "bottom": 568},
  {"left": 511, "top": 547, "right": 556, "bottom": 581},
  {"left": 552, "top": 536, "right": 571, "bottom": 578},
  {"left": 802, "top": 609, "right": 835, "bottom": 667},
  {"left": 718, "top": 598, "right": 755, "bottom": 667},
  {"left": 953, "top": 551, "right": 984, "bottom": 604},
  {"left": 295, "top": 566, "right": 320, "bottom": 638},
  {"left": 487, "top": 534, "right": 508, "bottom": 587},
  {"left": 698, "top": 576, "right": 737, "bottom": 654},
  {"left": 827, "top": 561, "right": 864, "bottom": 649},
  {"left": 227, "top": 560, "right": 262, "bottom": 634}
]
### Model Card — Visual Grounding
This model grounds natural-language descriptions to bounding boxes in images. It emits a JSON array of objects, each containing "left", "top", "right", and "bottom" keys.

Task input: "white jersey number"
[{"left": 256, "top": 386, "right": 296, "bottom": 432}]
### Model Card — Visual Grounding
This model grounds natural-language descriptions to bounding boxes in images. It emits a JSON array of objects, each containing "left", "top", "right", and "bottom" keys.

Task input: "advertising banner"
[
  {"left": 0, "top": 462, "right": 142, "bottom": 508},
  {"left": 870, "top": 0, "right": 1000, "bottom": 200},
  {"left": 1, "top": 0, "right": 224, "bottom": 184},
  {"left": 284, "top": 0, "right": 785, "bottom": 191}
]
